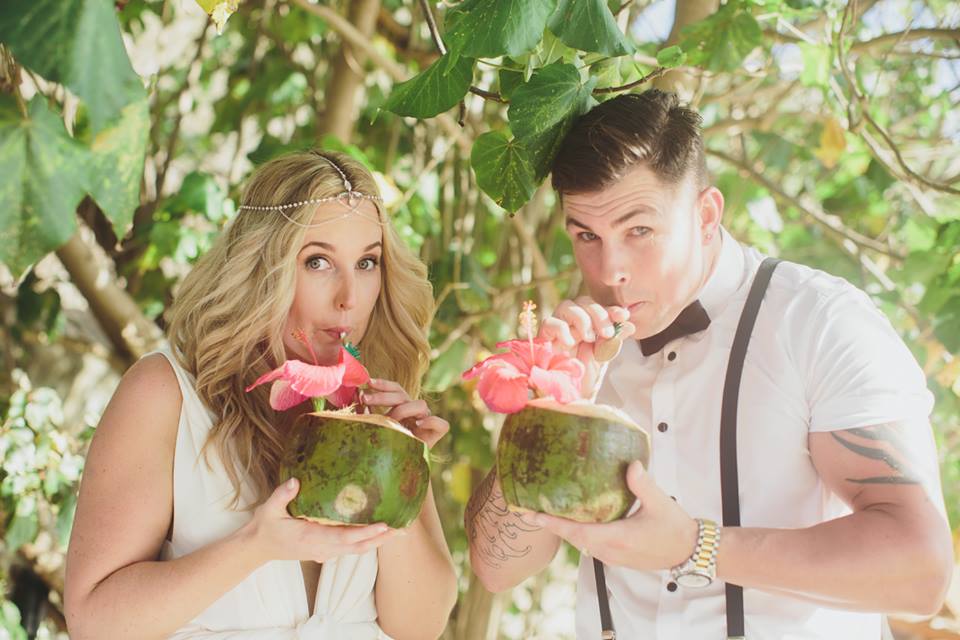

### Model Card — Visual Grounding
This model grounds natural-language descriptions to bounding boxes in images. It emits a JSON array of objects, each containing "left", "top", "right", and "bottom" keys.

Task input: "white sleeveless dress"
[{"left": 150, "top": 345, "right": 388, "bottom": 639}]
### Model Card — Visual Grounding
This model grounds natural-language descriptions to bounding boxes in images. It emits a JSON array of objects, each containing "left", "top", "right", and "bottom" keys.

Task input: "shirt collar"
[{"left": 696, "top": 226, "right": 746, "bottom": 321}]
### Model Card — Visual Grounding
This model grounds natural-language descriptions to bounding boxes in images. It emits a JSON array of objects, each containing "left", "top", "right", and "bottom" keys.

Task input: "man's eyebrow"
[{"left": 565, "top": 208, "right": 657, "bottom": 231}]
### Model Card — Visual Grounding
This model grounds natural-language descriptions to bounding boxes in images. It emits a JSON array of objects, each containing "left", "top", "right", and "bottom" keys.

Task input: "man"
[{"left": 464, "top": 90, "right": 953, "bottom": 639}]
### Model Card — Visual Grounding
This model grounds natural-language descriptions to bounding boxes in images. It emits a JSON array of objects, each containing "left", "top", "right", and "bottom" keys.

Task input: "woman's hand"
[
  {"left": 243, "top": 478, "right": 400, "bottom": 565},
  {"left": 361, "top": 378, "right": 450, "bottom": 449}
]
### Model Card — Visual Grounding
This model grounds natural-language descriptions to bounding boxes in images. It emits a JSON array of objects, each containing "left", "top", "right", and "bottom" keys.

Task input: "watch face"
[{"left": 676, "top": 572, "right": 712, "bottom": 588}]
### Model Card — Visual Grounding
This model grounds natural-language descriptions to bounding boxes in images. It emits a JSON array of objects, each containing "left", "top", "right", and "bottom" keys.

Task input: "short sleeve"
[{"left": 788, "top": 284, "right": 934, "bottom": 433}]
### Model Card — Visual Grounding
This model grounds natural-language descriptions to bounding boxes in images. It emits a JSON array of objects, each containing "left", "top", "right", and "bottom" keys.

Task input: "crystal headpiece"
[{"left": 237, "top": 154, "right": 384, "bottom": 228}]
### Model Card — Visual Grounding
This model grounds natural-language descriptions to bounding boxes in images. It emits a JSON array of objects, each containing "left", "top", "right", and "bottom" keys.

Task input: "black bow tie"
[{"left": 638, "top": 300, "right": 711, "bottom": 356}]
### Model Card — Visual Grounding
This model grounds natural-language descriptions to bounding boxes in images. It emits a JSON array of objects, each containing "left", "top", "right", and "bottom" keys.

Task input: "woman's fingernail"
[
  {"left": 287, "top": 478, "right": 297, "bottom": 489},
  {"left": 601, "top": 325, "right": 614, "bottom": 339}
]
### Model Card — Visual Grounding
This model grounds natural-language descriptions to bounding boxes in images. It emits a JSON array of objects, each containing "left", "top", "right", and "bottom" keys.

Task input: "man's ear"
[{"left": 698, "top": 186, "right": 724, "bottom": 240}]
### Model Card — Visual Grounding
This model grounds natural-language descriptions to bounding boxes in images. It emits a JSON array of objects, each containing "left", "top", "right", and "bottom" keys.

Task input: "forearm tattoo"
[
  {"left": 831, "top": 424, "right": 923, "bottom": 485},
  {"left": 464, "top": 469, "right": 541, "bottom": 569}
]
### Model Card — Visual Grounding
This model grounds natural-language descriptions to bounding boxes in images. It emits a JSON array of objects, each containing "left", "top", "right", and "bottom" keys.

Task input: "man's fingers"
[{"left": 540, "top": 317, "right": 576, "bottom": 348}]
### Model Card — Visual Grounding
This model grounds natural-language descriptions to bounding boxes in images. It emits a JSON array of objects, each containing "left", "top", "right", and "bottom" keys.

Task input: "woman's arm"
[
  {"left": 65, "top": 355, "right": 398, "bottom": 640},
  {"left": 376, "top": 484, "right": 458, "bottom": 640}
]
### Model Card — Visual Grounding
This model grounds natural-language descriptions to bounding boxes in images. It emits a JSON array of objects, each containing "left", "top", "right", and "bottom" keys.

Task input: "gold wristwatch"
[{"left": 670, "top": 518, "right": 720, "bottom": 588}]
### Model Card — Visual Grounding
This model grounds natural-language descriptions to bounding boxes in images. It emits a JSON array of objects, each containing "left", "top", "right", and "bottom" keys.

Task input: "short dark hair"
[{"left": 550, "top": 90, "right": 707, "bottom": 194}]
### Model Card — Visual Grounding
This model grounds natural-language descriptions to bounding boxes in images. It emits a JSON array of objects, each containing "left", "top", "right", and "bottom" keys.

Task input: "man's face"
[{"left": 562, "top": 164, "right": 722, "bottom": 339}]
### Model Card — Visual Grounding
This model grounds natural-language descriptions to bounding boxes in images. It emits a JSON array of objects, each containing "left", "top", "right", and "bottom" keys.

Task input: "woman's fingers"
[{"left": 387, "top": 399, "right": 430, "bottom": 422}]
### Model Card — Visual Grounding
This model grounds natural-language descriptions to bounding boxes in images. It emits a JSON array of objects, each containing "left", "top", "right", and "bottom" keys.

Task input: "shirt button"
[
  {"left": 657, "top": 422, "right": 668, "bottom": 433},
  {"left": 667, "top": 351, "right": 677, "bottom": 361},
  {"left": 667, "top": 581, "right": 678, "bottom": 592}
]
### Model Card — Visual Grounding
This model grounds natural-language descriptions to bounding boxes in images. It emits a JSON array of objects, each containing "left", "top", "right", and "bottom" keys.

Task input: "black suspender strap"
[
  {"left": 593, "top": 558, "right": 616, "bottom": 639},
  {"left": 592, "top": 257, "right": 780, "bottom": 640},
  {"left": 720, "top": 257, "right": 780, "bottom": 640}
]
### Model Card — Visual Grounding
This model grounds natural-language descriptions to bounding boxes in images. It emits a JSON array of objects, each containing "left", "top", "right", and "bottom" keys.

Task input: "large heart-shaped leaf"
[
  {"left": 384, "top": 54, "right": 475, "bottom": 119},
  {"left": 0, "top": 0, "right": 146, "bottom": 132},
  {"left": 547, "top": 0, "right": 633, "bottom": 56},
  {"left": 85, "top": 98, "right": 149, "bottom": 236},
  {"left": 471, "top": 131, "right": 537, "bottom": 213},
  {"left": 0, "top": 97, "right": 90, "bottom": 278},
  {"left": 444, "top": 0, "right": 558, "bottom": 59},
  {"left": 507, "top": 63, "right": 597, "bottom": 140}
]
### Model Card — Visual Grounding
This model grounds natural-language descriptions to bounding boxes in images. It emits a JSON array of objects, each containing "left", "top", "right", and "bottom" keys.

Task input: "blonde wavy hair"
[{"left": 165, "top": 150, "right": 434, "bottom": 507}]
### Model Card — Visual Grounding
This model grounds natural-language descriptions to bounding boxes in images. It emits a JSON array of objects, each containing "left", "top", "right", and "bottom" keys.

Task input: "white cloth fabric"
[
  {"left": 150, "top": 346, "right": 387, "bottom": 639},
  {"left": 576, "top": 227, "right": 937, "bottom": 639}
]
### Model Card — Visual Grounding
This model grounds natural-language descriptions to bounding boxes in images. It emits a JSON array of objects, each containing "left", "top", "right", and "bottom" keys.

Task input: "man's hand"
[
  {"left": 538, "top": 297, "right": 636, "bottom": 394},
  {"left": 527, "top": 461, "right": 699, "bottom": 571}
]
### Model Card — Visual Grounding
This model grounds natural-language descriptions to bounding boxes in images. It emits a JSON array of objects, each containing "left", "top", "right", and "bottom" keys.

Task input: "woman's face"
[{"left": 283, "top": 200, "right": 383, "bottom": 365}]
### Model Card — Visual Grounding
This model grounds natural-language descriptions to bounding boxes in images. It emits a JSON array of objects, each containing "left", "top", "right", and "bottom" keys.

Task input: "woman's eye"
[
  {"left": 358, "top": 257, "right": 380, "bottom": 271},
  {"left": 577, "top": 231, "right": 598, "bottom": 242},
  {"left": 306, "top": 256, "right": 330, "bottom": 270}
]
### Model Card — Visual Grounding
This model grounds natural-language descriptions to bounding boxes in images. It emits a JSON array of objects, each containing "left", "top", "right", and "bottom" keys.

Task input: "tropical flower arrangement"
[
  {"left": 462, "top": 301, "right": 649, "bottom": 524},
  {"left": 245, "top": 329, "right": 369, "bottom": 412},
  {"left": 462, "top": 302, "right": 587, "bottom": 414}
]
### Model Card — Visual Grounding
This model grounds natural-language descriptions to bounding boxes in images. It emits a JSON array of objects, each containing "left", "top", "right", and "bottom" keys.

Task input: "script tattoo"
[
  {"left": 465, "top": 469, "right": 542, "bottom": 569},
  {"left": 831, "top": 424, "right": 923, "bottom": 485}
]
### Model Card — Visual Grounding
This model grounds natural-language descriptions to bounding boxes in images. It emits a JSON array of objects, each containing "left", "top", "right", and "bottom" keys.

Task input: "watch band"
[{"left": 670, "top": 518, "right": 720, "bottom": 586}]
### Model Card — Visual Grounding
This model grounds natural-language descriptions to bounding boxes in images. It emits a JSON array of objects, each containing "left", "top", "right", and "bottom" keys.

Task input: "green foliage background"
[{"left": 0, "top": 0, "right": 958, "bottom": 637}]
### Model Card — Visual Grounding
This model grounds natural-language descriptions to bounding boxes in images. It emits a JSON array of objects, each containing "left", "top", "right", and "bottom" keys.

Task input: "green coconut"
[
  {"left": 280, "top": 411, "right": 430, "bottom": 528},
  {"left": 497, "top": 398, "right": 650, "bottom": 523}
]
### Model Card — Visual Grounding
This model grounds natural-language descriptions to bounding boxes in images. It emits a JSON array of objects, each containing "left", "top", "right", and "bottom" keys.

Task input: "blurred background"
[{"left": 0, "top": 0, "right": 958, "bottom": 638}]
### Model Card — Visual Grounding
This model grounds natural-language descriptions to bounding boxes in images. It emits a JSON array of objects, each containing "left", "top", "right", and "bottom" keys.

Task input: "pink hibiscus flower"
[
  {"left": 462, "top": 338, "right": 585, "bottom": 414},
  {"left": 245, "top": 331, "right": 370, "bottom": 411}
]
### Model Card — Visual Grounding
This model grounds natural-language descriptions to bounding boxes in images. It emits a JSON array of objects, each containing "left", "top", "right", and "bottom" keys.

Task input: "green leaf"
[
  {"left": 506, "top": 63, "right": 596, "bottom": 181},
  {"left": 680, "top": 0, "right": 762, "bottom": 72},
  {"left": 85, "top": 98, "right": 148, "bottom": 236},
  {"left": 5, "top": 503, "right": 39, "bottom": 553},
  {"left": 0, "top": 0, "right": 147, "bottom": 133},
  {"left": 0, "top": 97, "right": 90, "bottom": 278},
  {"left": 508, "top": 63, "right": 597, "bottom": 140},
  {"left": 799, "top": 43, "right": 831, "bottom": 87},
  {"left": 498, "top": 69, "right": 525, "bottom": 101},
  {"left": 424, "top": 340, "right": 470, "bottom": 393},
  {"left": 471, "top": 131, "right": 537, "bottom": 212},
  {"left": 384, "top": 54, "right": 475, "bottom": 119},
  {"left": 656, "top": 44, "right": 687, "bottom": 68},
  {"left": 444, "top": 0, "right": 558, "bottom": 59},
  {"left": 547, "top": 0, "right": 633, "bottom": 56}
]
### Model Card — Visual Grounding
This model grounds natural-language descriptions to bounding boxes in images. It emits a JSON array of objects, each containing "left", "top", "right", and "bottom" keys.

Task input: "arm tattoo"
[
  {"left": 830, "top": 424, "right": 922, "bottom": 485},
  {"left": 464, "top": 469, "right": 541, "bottom": 569}
]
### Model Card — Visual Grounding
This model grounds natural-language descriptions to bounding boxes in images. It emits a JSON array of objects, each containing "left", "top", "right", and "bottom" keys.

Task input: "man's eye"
[
  {"left": 630, "top": 226, "right": 652, "bottom": 237},
  {"left": 577, "top": 231, "right": 598, "bottom": 242}
]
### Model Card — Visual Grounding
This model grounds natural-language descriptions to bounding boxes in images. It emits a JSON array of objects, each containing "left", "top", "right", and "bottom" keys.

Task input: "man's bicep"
[{"left": 809, "top": 420, "right": 945, "bottom": 514}]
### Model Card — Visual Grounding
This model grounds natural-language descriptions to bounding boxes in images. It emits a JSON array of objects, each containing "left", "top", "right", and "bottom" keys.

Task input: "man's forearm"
[
  {"left": 465, "top": 469, "right": 561, "bottom": 592},
  {"left": 717, "top": 503, "right": 953, "bottom": 616}
]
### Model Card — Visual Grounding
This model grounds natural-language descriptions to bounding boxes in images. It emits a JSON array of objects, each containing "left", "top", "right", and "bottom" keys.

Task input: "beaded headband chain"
[{"left": 237, "top": 155, "right": 385, "bottom": 228}]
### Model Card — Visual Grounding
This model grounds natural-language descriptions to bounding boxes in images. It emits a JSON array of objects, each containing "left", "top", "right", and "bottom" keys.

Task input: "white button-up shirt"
[{"left": 575, "top": 228, "right": 937, "bottom": 640}]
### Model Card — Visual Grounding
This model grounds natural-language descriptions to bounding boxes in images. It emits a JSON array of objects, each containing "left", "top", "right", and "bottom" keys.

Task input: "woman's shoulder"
[{"left": 97, "top": 352, "right": 184, "bottom": 445}]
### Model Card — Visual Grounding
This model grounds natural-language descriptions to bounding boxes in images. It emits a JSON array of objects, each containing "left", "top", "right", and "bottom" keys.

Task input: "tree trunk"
[
  {"left": 320, "top": 0, "right": 382, "bottom": 143},
  {"left": 55, "top": 225, "right": 163, "bottom": 365},
  {"left": 654, "top": 0, "right": 719, "bottom": 98}
]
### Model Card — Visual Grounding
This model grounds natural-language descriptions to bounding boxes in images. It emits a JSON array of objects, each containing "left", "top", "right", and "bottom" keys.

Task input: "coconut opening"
[
  {"left": 306, "top": 410, "right": 421, "bottom": 440},
  {"left": 524, "top": 397, "right": 644, "bottom": 430}
]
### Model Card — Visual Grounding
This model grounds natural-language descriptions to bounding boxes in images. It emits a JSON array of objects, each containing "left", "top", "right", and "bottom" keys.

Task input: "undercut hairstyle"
[{"left": 551, "top": 89, "right": 708, "bottom": 194}]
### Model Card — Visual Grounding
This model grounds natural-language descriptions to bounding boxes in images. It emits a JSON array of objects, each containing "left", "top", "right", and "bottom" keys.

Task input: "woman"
[{"left": 63, "top": 151, "right": 458, "bottom": 639}]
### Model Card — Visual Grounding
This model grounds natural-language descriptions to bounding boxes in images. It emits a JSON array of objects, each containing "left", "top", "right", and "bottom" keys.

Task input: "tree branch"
[
  {"left": 593, "top": 66, "right": 667, "bottom": 94},
  {"left": 706, "top": 148, "right": 902, "bottom": 259},
  {"left": 834, "top": 6, "right": 960, "bottom": 197},
  {"left": 851, "top": 27, "right": 960, "bottom": 53},
  {"left": 289, "top": 0, "right": 472, "bottom": 152}
]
